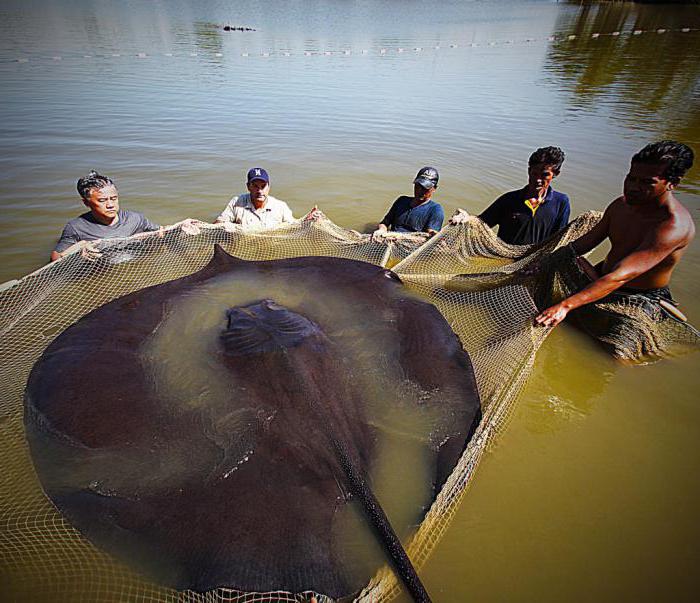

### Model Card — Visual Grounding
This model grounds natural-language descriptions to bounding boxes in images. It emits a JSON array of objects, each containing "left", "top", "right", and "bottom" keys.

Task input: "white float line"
[{"left": 9, "top": 27, "right": 698, "bottom": 63}]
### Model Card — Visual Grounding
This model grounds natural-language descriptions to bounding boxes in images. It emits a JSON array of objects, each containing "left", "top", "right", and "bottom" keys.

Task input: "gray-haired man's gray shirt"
[{"left": 54, "top": 210, "right": 160, "bottom": 253}]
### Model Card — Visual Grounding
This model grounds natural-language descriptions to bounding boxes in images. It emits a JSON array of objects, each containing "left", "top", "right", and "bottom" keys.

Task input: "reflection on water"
[{"left": 546, "top": 2, "right": 700, "bottom": 184}]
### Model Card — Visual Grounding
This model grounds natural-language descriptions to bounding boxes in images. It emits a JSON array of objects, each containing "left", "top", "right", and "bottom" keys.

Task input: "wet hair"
[
  {"left": 77, "top": 170, "right": 116, "bottom": 201},
  {"left": 631, "top": 141, "right": 694, "bottom": 185},
  {"left": 528, "top": 146, "right": 566, "bottom": 173}
]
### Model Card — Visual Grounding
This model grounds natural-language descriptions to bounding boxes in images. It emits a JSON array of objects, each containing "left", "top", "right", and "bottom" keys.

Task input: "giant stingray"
[{"left": 25, "top": 247, "right": 482, "bottom": 601}]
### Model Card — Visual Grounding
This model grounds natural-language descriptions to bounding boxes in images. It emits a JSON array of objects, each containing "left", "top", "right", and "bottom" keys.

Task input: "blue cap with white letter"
[{"left": 247, "top": 167, "right": 270, "bottom": 184}]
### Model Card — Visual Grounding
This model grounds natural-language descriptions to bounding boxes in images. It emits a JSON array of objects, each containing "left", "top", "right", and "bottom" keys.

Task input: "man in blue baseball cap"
[
  {"left": 373, "top": 167, "right": 445, "bottom": 240},
  {"left": 215, "top": 168, "right": 296, "bottom": 230}
]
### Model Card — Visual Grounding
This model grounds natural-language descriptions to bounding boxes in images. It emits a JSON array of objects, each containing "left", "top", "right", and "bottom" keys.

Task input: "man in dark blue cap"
[
  {"left": 215, "top": 168, "right": 296, "bottom": 230},
  {"left": 373, "top": 167, "right": 445, "bottom": 240}
]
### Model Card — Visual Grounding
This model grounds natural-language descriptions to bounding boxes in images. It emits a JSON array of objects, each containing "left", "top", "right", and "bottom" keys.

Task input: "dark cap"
[
  {"left": 247, "top": 167, "right": 270, "bottom": 184},
  {"left": 413, "top": 166, "right": 439, "bottom": 189}
]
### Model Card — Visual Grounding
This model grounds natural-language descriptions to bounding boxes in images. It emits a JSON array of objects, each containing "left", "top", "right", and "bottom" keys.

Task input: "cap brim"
[
  {"left": 247, "top": 177, "right": 269, "bottom": 184},
  {"left": 414, "top": 177, "right": 436, "bottom": 189}
]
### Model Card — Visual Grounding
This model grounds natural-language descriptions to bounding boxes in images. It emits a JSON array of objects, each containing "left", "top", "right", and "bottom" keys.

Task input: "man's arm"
[
  {"left": 568, "top": 203, "right": 611, "bottom": 256},
  {"left": 536, "top": 223, "right": 682, "bottom": 327},
  {"left": 214, "top": 196, "right": 239, "bottom": 224},
  {"left": 552, "top": 195, "right": 571, "bottom": 234},
  {"left": 281, "top": 202, "right": 295, "bottom": 223},
  {"left": 379, "top": 200, "right": 397, "bottom": 231},
  {"left": 50, "top": 224, "right": 79, "bottom": 262},
  {"left": 478, "top": 194, "right": 506, "bottom": 228},
  {"left": 139, "top": 214, "right": 162, "bottom": 232},
  {"left": 373, "top": 199, "right": 398, "bottom": 240},
  {"left": 425, "top": 205, "right": 445, "bottom": 236}
]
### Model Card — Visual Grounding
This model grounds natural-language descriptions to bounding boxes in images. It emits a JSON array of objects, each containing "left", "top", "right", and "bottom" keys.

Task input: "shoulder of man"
[
  {"left": 69, "top": 211, "right": 96, "bottom": 227},
  {"left": 486, "top": 189, "right": 522, "bottom": 212},
  {"left": 394, "top": 195, "right": 413, "bottom": 207},
  {"left": 231, "top": 193, "right": 252, "bottom": 207},
  {"left": 502, "top": 187, "right": 527, "bottom": 202},
  {"left": 549, "top": 189, "right": 570, "bottom": 204},
  {"left": 607, "top": 195, "right": 626, "bottom": 213},
  {"left": 119, "top": 209, "right": 141, "bottom": 220},
  {"left": 61, "top": 215, "right": 85, "bottom": 234},
  {"left": 119, "top": 209, "right": 149, "bottom": 225}
]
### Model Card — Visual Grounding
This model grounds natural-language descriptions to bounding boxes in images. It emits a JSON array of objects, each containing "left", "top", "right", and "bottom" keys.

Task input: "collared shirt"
[
  {"left": 479, "top": 186, "right": 570, "bottom": 245},
  {"left": 380, "top": 196, "right": 444, "bottom": 233},
  {"left": 54, "top": 209, "right": 160, "bottom": 253},
  {"left": 216, "top": 193, "right": 296, "bottom": 230}
]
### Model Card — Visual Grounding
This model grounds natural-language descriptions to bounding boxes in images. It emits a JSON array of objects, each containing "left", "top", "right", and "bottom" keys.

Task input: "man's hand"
[
  {"left": 302, "top": 206, "right": 324, "bottom": 222},
  {"left": 449, "top": 208, "right": 470, "bottom": 225},
  {"left": 535, "top": 302, "right": 570, "bottom": 328},
  {"left": 79, "top": 241, "right": 102, "bottom": 262},
  {"left": 157, "top": 218, "right": 203, "bottom": 236},
  {"left": 178, "top": 218, "right": 202, "bottom": 236},
  {"left": 371, "top": 228, "right": 388, "bottom": 243}
]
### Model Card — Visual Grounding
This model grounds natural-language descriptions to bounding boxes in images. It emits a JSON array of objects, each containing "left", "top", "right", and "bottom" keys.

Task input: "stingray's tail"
[
  {"left": 280, "top": 349, "right": 432, "bottom": 602},
  {"left": 330, "top": 435, "right": 432, "bottom": 603}
]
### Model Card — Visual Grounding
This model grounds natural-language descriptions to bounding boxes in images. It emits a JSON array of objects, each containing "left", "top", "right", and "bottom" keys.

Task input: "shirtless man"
[{"left": 535, "top": 140, "right": 695, "bottom": 328}]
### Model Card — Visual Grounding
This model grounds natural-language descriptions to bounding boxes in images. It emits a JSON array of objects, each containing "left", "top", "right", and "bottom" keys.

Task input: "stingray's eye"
[
  {"left": 383, "top": 270, "right": 402, "bottom": 284},
  {"left": 263, "top": 300, "right": 285, "bottom": 311}
]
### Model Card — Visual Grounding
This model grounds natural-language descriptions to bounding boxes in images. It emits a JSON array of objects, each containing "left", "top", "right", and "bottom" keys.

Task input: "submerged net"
[{"left": 1, "top": 211, "right": 697, "bottom": 602}]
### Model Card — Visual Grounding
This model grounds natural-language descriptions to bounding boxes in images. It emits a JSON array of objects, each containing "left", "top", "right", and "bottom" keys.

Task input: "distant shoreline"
[{"left": 583, "top": 0, "right": 700, "bottom": 5}]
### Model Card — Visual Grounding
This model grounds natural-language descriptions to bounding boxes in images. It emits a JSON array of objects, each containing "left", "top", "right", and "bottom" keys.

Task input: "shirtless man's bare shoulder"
[
  {"left": 603, "top": 193, "right": 694, "bottom": 289},
  {"left": 535, "top": 140, "right": 695, "bottom": 328}
]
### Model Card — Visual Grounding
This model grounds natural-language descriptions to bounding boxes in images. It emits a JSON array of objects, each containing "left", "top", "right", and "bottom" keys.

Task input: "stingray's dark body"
[{"left": 25, "top": 249, "right": 481, "bottom": 598}]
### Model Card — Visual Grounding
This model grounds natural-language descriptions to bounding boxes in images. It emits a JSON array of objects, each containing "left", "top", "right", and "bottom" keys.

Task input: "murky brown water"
[{"left": 1, "top": 1, "right": 699, "bottom": 601}]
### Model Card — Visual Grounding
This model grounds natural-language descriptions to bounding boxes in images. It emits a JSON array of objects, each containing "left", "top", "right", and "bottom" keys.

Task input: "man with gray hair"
[
  {"left": 51, "top": 171, "right": 198, "bottom": 262},
  {"left": 215, "top": 167, "right": 296, "bottom": 230}
]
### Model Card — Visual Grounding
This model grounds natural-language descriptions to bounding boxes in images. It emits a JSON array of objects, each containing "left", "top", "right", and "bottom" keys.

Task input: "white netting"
[{"left": 2, "top": 212, "right": 697, "bottom": 602}]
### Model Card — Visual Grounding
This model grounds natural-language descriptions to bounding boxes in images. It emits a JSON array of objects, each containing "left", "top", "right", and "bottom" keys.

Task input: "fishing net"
[{"left": 1, "top": 211, "right": 697, "bottom": 602}]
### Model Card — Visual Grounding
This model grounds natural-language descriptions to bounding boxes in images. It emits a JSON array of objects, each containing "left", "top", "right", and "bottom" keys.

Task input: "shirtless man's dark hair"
[
  {"left": 631, "top": 140, "right": 694, "bottom": 185},
  {"left": 528, "top": 146, "right": 566, "bottom": 174},
  {"left": 77, "top": 170, "right": 115, "bottom": 202},
  {"left": 535, "top": 140, "right": 695, "bottom": 328}
]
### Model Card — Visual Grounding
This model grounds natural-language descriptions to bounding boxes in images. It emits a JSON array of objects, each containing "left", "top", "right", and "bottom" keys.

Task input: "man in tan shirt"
[{"left": 215, "top": 168, "right": 295, "bottom": 230}]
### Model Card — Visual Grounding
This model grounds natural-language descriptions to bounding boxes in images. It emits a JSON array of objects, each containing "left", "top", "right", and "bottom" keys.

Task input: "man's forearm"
[{"left": 558, "top": 271, "right": 630, "bottom": 312}]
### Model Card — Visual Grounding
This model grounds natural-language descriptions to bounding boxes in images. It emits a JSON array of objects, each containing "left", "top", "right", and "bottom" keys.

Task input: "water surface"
[{"left": 1, "top": 1, "right": 699, "bottom": 601}]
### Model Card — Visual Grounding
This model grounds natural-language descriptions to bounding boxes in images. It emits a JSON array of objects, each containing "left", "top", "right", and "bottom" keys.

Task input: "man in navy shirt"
[
  {"left": 373, "top": 167, "right": 445, "bottom": 239},
  {"left": 479, "top": 147, "right": 570, "bottom": 245}
]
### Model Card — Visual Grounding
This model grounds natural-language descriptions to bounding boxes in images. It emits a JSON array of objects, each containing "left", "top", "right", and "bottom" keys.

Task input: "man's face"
[
  {"left": 414, "top": 183, "right": 435, "bottom": 202},
  {"left": 84, "top": 184, "right": 119, "bottom": 223},
  {"left": 623, "top": 161, "right": 671, "bottom": 206},
  {"left": 247, "top": 178, "right": 270, "bottom": 206},
  {"left": 527, "top": 163, "right": 558, "bottom": 196}
]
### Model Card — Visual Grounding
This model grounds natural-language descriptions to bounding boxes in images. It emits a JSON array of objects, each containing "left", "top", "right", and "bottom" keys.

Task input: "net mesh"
[{"left": 1, "top": 211, "right": 697, "bottom": 602}]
